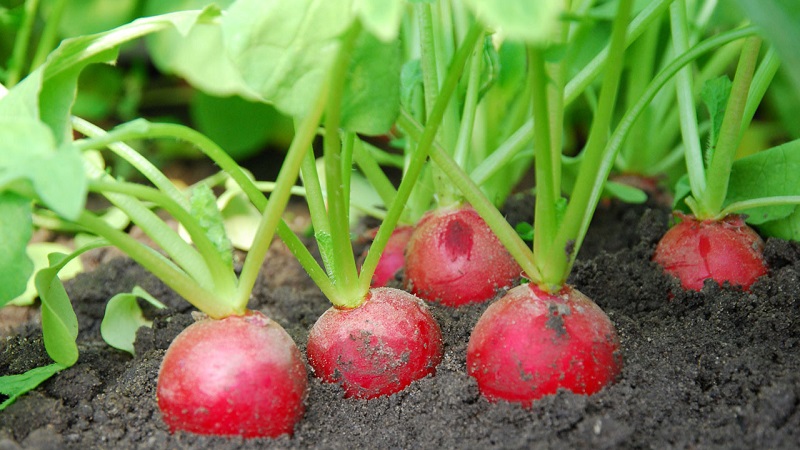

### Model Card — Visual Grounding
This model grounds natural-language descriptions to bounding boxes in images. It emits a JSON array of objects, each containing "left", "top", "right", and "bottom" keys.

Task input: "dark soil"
[{"left": 2, "top": 200, "right": 800, "bottom": 449}]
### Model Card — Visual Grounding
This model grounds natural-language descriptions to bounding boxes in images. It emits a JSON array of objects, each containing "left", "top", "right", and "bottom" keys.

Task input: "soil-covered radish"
[
  {"left": 467, "top": 283, "right": 622, "bottom": 407},
  {"left": 404, "top": 205, "right": 521, "bottom": 306},
  {"left": 157, "top": 311, "right": 308, "bottom": 438},
  {"left": 306, "top": 287, "right": 443, "bottom": 398},
  {"left": 361, "top": 225, "right": 414, "bottom": 287},
  {"left": 653, "top": 214, "right": 767, "bottom": 291}
]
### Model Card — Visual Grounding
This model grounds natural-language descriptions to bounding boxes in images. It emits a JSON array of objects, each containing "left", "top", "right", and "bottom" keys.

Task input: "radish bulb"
[
  {"left": 306, "top": 287, "right": 443, "bottom": 398},
  {"left": 653, "top": 214, "right": 767, "bottom": 291},
  {"left": 404, "top": 205, "right": 521, "bottom": 306},
  {"left": 467, "top": 283, "right": 622, "bottom": 407},
  {"left": 157, "top": 311, "right": 307, "bottom": 438}
]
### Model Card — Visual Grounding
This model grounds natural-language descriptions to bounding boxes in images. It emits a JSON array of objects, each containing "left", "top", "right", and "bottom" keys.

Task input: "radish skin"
[
  {"left": 467, "top": 283, "right": 622, "bottom": 407},
  {"left": 157, "top": 311, "right": 307, "bottom": 438},
  {"left": 653, "top": 214, "right": 767, "bottom": 291},
  {"left": 306, "top": 287, "right": 443, "bottom": 398},
  {"left": 404, "top": 205, "right": 521, "bottom": 306}
]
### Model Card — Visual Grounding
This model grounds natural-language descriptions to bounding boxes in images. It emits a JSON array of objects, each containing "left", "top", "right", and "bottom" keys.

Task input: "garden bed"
[{"left": 1, "top": 200, "right": 799, "bottom": 449}]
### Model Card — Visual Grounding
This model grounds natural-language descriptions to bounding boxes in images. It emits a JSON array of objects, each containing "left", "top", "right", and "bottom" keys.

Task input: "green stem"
[
  {"left": 30, "top": 0, "right": 67, "bottom": 71},
  {"left": 352, "top": 139, "right": 398, "bottom": 211},
  {"left": 528, "top": 47, "right": 557, "bottom": 276},
  {"left": 300, "top": 143, "right": 334, "bottom": 275},
  {"left": 77, "top": 211, "right": 235, "bottom": 318},
  {"left": 322, "top": 25, "right": 361, "bottom": 303},
  {"left": 701, "top": 37, "right": 761, "bottom": 216},
  {"left": 400, "top": 111, "right": 541, "bottom": 282},
  {"left": 547, "top": 0, "right": 633, "bottom": 290},
  {"left": 71, "top": 119, "right": 337, "bottom": 302},
  {"left": 5, "top": 0, "right": 40, "bottom": 87},
  {"left": 469, "top": 121, "right": 535, "bottom": 186},
  {"left": 670, "top": 0, "right": 707, "bottom": 211},
  {"left": 87, "top": 180, "right": 237, "bottom": 298},
  {"left": 741, "top": 47, "right": 780, "bottom": 141},
  {"left": 720, "top": 196, "right": 800, "bottom": 218},
  {"left": 234, "top": 83, "right": 332, "bottom": 311},
  {"left": 453, "top": 33, "right": 484, "bottom": 169},
  {"left": 72, "top": 117, "right": 189, "bottom": 209},
  {"left": 357, "top": 23, "right": 484, "bottom": 295}
]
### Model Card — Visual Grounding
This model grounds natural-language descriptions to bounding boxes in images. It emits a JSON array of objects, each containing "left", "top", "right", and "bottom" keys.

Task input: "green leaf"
[
  {"left": 353, "top": 0, "right": 404, "bottom": 42},
  {"left": 46, "top": 0, "right": 139, "bottom": 37},
  {"left": 8, "top": 243, "right": 84, "bottom": 306},
  {"left": 341, "top": 31, "right": 401, "bottom": 135},
  {"left": 757, "top": 206, "right": 800, "bottom": 241},
  {"left": 101, "top": 286, "right": 166, "bottom": 355},
  {"left": 0, "top": 193, "right": 34, "bottom": 305},
  {"left": 725, "top": 139, "right": 800, "bottom": 225},
  {"left": 0, "top": 119, "right": 87, "bottom": 220},
  {"left": 35, "top": 253, "right": 80, "bottom": 367},
  {"left": 515, "top": 221, "right": 534, "bottom": 241},
  {"left": 221, "top": 0, "right": 356, "bottom": 118},
  {"left": 701, "top": 76, "right": 732, "bottom": 162},
  {"left": 190, "top": 184, "right": 234, "bottom": 270},
  {"left": 190, "top": 92, "right": 294, "bottom": 160},
  {"left": 604, "top": 181, "right": 648, "bottom": 204},
  {"left": 734, "top": 0, "right": 800, "bottom": 96},
  {"left": 0, "top": 364, "right": 66, "bottom": 411},
  {"left": 145, "top": 0, "right": 258, "bottom": 99},
  {"left": 461, "top": 0, "right": 562, "bottom": 44}
]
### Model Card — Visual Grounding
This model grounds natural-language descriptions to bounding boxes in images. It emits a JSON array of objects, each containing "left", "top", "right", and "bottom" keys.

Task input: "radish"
[
  {"left": 467, "top": 283, "right": 622, "bottom": 407},
  {"left": 361, "top": 225, "right": 414, "bottom": 287},
  {"left": 306, "top": 287, "right": 442, "bottom": 398},
  {"left": 653, "top": 213, "right": 766, "bottom": 291},
  {"left": 404, "top": 205, "right": 521, "bottom": 306},
  {"left": 157, "top": 311, "right": 307, "bottom": 437}
]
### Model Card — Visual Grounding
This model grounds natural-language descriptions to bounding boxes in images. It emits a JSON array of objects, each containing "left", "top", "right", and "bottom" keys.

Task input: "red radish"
[
  {"left": 467, "top": 283, "right": 622, "bottom": 407},
  {"left": 306, "top": 287, "right": 443, "bottom": 399},
  {"left": 361, "top": 225, "right": 414, "bottom": 287},
  {"left": 404, "top": 205, "right": 521, "bottom": 306},
  {"left": 157, "top": 311, "right": 307, "bottom": 438},
  {"left": 653, "top": 213, "right": 767, "bottom": 291}
]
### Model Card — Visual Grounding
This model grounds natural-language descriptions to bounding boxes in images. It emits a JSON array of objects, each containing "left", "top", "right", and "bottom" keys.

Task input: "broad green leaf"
[
  {"left": 190, "top": 184, "right": 234, "bottom": 270},
  {"left": 0, "top": 193, "right": 34, "bottom": 305},
  {"left": 0, "top": 119, "right": 86, "bottom": 219},
  {"left": 341, "top": 32, "right": 401, "bottom": 135},
  {"left": 222, "top": 0, "right": 356, "bottom": 118},
  {"left": 189, "top": 92, "right": 294, "bottom": 160},
  {"left": 35, "top": 253, "right": 80, "bottom": 366},
  {"left": 757, "top": 206, "right": 800, "bottom": 241},
  {"left": 8, "top": 243, "right": 84, "bottom": 306},
  {"left": 461, "top": 0, "right": 562, "bottom": 44},
  {"left": 734, "top": 0, "right": 800, "bottom": 96},
  {"left": 725, "top": 139, "right": 800, "bottom": 225},
  {"left": 354, "top": 0, "right": 404, "bottom": 42},
  {"left": 145, "top": 0, "right": 258, "bottom": 99},
  {"left": 45, "top": 0, "right": 139, "bottom": 37},
  {"left": 0, "top": 363, "right": 66, "bottom": 411},
  {"left": 701, "top": 76, "right": 732, "bottom": 161},
  {"left": 101, "top": 287, "right": 166, "bottom": 355}
]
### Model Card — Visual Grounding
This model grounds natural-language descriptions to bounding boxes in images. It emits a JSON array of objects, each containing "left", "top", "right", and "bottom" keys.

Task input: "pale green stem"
[
  {"left": 741, "top": 47, "right": 780, "bottom": 141},
  {"left": 30, "top": 0, "right": 67, "bottom": 70},
  {"left": 701, "top": 37, "right": 761, "bottom": 216},
  {"left": 77, "top": 211, "right": 235, "bottom": 318},
  {"left": 720, "top": 196, "right": 800, "bottom": 218},
  {"left": 6, "top": 0, "right": 40, "bottom": 87},
  {"left": 670, "top": 0, "right": 707, "bottom": 210}
]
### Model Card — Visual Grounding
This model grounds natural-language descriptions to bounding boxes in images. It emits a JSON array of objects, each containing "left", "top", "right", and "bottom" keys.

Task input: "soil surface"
[{"left": 2, "top": 199, "right": 800, "bottom": 449}]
